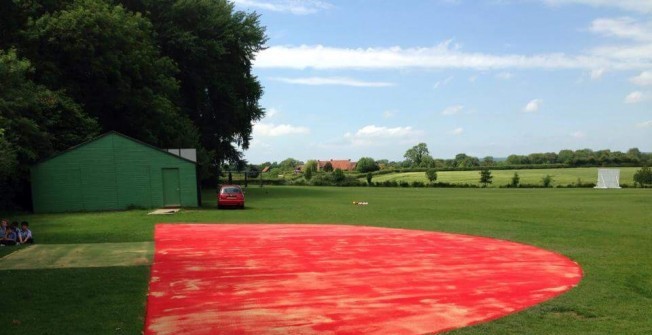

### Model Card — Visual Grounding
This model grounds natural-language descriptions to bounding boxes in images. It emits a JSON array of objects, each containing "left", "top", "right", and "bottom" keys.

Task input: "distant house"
[{"left": 317, "top": 159, "right": 357, "bottom": 171}]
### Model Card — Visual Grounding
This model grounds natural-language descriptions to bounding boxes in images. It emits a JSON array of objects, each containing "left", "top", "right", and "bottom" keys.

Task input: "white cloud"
[
  {"left": 631, "top": 71, "right": 652, "bottom": 86},
  {"left": 232, "top": 0, "right": 332, "bottom": 15},
  {"left": 265, "top": 107, "right": 279, "bottom": 118},
  {"left": 571, "top": 131, "right": 586, "bottom": 139},
  {"left": 636, "top": 120, "right": 652, "bottom": 128},
  {"left": 343, "top": 125, "right": 423, "bottom": 146},
  {"left": 270, "top": 76, "right": 394, "bottom": 87},
  {"left": 523, "top": 99, "right": 543, "bottom": 112},
  {"left": 253, "top": 123, "right": 310, "bottom": 136},
  {"left": 441, "top": 105, "right": 465, "bottom": 115},
  {"left": 590, "top": 68, "right": 605, "bottom": 80},
  {"left": 496, "top": 72, "right": 514, "bottom": 80},
  {"left": 540, "top": 0, "right": 652, "bottom": 13},
  {"left": 589, "top": 18, "right": 652, "bottom": 42},
  {"left": 624, "top": 91, "right": 644, "bottom": 104},
  {"left": 449, "top": 127, "right": 464, "bottom": 135},
  {"left": 255, "top": 41, "right": 643, "bottom": 71},
  {"left": 383, "top": 110, "right": 396, "bottom": 118},
  {"left": 434, "top": 76, "right": 454, "bottom": 89}
]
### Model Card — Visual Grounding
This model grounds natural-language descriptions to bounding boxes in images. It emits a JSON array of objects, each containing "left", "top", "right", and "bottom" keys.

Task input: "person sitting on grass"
[
  {"left": 0, "top": 219, "right": 7, "bottom": 237},
  {"left": 18, "top": 222, "right": 33, "bottom": 245},
  {"left": 1, "top": 225, "right": 17, "bottom": 246}
]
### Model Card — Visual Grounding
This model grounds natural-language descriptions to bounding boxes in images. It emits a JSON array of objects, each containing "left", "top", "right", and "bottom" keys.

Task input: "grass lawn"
[
  {"left": 369, "top": 167, "right": 641, "bottom": 187},
  {"left": 1, "top": 186, "right": 651, "bottom": 334}
]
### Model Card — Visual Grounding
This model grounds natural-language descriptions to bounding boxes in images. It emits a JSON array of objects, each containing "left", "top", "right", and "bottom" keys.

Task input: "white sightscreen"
[{"left": 595, "top": 169, "right": 621, "bottom": 189}]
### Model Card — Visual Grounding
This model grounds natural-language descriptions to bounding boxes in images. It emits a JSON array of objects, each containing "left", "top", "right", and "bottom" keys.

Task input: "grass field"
[
  {"left": 1, "top": 186, "right": 651, "bottom": 334},
  {"left": 369, "top": 167, "right": 640, "bottom": 187}
]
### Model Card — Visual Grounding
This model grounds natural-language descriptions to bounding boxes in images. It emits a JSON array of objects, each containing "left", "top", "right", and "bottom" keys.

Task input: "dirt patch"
[{"left": 0, "top": 242, "right": 153, "bottom": 270}]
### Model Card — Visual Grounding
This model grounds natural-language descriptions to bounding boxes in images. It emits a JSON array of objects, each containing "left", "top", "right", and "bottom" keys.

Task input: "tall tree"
[
  {"left": 119, "top": 0, "right": 267, "bottom": 166},
  {"left": 479, "top": 169, "right": 493, "bottom": 187},
  {"left": 0, "top": 48, "right": 99, "bottom": 209},
  {"left": 404, "top": 143, "right": 430, "bottom": 167},
  {"left": 22, "top": 0, "right": 197, "bottom": 148}
]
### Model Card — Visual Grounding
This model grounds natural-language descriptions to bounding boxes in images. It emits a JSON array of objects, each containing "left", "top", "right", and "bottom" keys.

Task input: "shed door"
[{"left": 162, "top": 168, "right": 181, "bottom": 207}]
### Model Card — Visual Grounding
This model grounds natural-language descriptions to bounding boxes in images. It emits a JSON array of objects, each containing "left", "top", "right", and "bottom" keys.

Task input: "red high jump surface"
[{"left": 145, "top": 224, "right": 582, "bottom": 335}]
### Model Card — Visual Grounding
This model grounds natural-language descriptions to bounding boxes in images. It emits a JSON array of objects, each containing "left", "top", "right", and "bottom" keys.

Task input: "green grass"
[
  {"left": 370, "top": 167, "right": 640, "bottom": 187},
  {"left": 1, "top": 186, "right": 651, "bottom": 334}
]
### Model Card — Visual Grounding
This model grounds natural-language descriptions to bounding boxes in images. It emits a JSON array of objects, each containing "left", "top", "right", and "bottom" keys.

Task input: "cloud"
[
  {"left": 540, "top": 0, "right": 652, "bottom": 13},
  {"left": 383, "top": 110, "right": 396, "bottom": 118},
  {"left": 434, "top": 76, "right": 454, "bottom": 89},
  {"left": 449, "top": 127, "right": 464, "bottom": 135},
  {"left": 270, "top": 76, "right": 394, "bottom": 87},
  {"left": 232, "top": 0, "right": 332, "bottom": 15},
  {"left": 441, "top": 105, "right": 465, "bottom": 115},
  {"left": 253, "top": 123, "right": 310, "bottom": 136},
  {"left": 589, "top": 18, "right": 652, "bottom": 42},
  {"left": 255, "top": 41, "right": 643, "bottom": 70},
  {"left": 265, "top": 107, "right": 279, "bottom": 118},
  {"left": 624, "top": 91, "right": 644, "bottom": 104},
  {"left": 343, "top": 125, "right": 423, "bottom": 146},
  {"left": 570, "top": 131, "right": 586, "bottom": 139},
  {"left": 636, "top": 120, "right": 652, "bottom": 128},
  {"left": 523, "top": 99, "right": 543, "bottom": 112},
  {"left": 495, "top": 72, "right": 514, "bottom": 80},
  {"left": 631, "top": 71, "right": 652, "bottom": 86},
  {"left": 590, "top": 68, "right": 605, "bottom": 80}
]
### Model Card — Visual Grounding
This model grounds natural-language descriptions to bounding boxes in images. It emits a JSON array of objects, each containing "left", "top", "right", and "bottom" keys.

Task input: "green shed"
[{"left": 31, "top": 132, "right": 199, "bottom": 213}]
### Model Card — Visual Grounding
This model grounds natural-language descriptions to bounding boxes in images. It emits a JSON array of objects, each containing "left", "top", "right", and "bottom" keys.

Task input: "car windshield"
[{"left": 221, "top": 187, "right": 242, "bottom": 194}]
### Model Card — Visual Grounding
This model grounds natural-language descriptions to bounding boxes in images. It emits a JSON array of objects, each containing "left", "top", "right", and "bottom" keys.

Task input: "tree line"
[{"left": 0, "top": 0, "right": 267, "bottom": 209}]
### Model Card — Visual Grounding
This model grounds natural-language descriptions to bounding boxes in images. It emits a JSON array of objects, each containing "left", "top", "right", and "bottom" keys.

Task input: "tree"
[
  {"left": 425, "top": 169, "right": 437, "bottom": 184},
  {"left": 304, "top": 167, "right": 313, "bottom": 181},
  {"left": 366, "top": 172, "right": 373, "bottom": 185},
  {"left": 333, "top": 168, "right": 345, "bottom": 183},
  {"left": 633, "top": 166, "right": 652, "bottom": 187},
  {"left": 542, "top": 174, "right": 553, "bottom": 187},
  {"left": 22, "top": 0, "right": 197, "bottom": 148},
  {"left": 356, "top": 157, "right": 379, "bottom": 173},
  {"left": 482, "top": 156, "right": 495, "bottom": 166},
  {"left": 479, "top": 169, "right": 493, "bottom": 187},
  {"left": 404, "top": 143, "right": 429, "bottom": 167},
  {"left": 323, "top": 162, "right": 333, "bottom": 172},
  {"left": 510, "top": 172, "right": 520, "bottom": 187},
  {"left": 419, "top": 155, "right": 436, "bottom": 168},
  {"left": 279, "top": 158, "right": 301, "bottom": 171},
  {"left": 304, "top": 160, "right": 318, "bottom": 173},
  {"left": 119, "top": 0, "right": 267, "bottom": 165},
  {"left": 0, "top": 48, "right": 98, "bottom": 209}
]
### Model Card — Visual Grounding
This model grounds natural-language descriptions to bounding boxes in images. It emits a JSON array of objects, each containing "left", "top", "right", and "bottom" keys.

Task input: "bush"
[
  {"left": 425, "top": 169, "right": 437, "bottom": 183},
  {"left": 411, "top": 181, "right": 425, "bottom": 188},
  {"left": 542, "top": 174, "right": 553, "bottom": 187},
  {"left": 356, "top": 157, "right": 379, "bottom": 173}
]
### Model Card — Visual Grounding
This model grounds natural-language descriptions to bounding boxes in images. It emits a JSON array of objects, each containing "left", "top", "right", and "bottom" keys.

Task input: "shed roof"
[{"left": 32, "top": 131, "right": 197, "bottom": 166}]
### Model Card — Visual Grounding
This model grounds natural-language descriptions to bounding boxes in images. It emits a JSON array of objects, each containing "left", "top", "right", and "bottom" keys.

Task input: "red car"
[{"left": 217, "top": 185, "right": 245, "bottom": 209}]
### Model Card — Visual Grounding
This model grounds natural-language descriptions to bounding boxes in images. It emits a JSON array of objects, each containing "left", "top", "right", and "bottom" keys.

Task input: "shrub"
[
  {"left": 356, "top": 157, "right": 379, "bottom": 173},
  {"left": 542, "top": 174, "right": 553, "bottom": 187},
  {"left": 411, "top": 181, "right": 425, "bottom": 188},
  {"left": 425, "top": 168, "right": 437, "bottom": 184}
]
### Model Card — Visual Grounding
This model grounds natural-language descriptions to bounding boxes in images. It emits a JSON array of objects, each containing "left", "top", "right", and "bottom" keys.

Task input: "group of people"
[{"left": 1, "top": 219, "right": 33, "bottom": 246}]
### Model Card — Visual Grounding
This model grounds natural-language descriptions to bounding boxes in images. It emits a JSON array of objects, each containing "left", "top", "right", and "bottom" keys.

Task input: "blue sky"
[{"left": 233, "top": 0, "right": 652, "bottom": 163}]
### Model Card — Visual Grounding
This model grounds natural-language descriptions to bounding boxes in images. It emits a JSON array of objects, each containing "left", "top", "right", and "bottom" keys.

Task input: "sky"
[{"left": 232, "top": 0, "right": 652, "bottom": 163}]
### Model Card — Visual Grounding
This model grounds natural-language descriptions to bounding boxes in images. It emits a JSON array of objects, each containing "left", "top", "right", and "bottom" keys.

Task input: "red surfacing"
[{"left": 145, "top": 224, "right": 582, "bottom": 335}]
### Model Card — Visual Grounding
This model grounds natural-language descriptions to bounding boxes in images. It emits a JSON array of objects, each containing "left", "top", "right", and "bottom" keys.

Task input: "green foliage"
[
  {"left": 403, "top": 143, "right": 430, "bottom": 167},
  {"left": 479, "top": 169, "right": 493, "bottom": 187},
  {"left": 510, "top": 172, "right": 520, "bottom": 187},
  {"left": 333, "top": 168, "right": 345, "bottom": 183},
  {"left": 366, "top": 172, "right": 373, "bottom": 185},
  {"left": 356, "top": 157, "right": 379, "bottom": 173},
  {"left": 633, "top": 166, "right": 652, "bottom": 187},
  {"left": 304, "top": 160, "right": 318, "bottom": 173},
  {"left": 304, "top": 167, "right": 313, "bottom": 181},
  {"left": 426, "top": 168, "right": 438, "bottom": 183},
  {"left": 542, "top": 174, "right": 554, "bottom": 187},
  {"left": 323, "top": 161, "right": 333, "bottom": 172},
  {"left": 279, "top": 158, "right": 301, "bottom": 171}
]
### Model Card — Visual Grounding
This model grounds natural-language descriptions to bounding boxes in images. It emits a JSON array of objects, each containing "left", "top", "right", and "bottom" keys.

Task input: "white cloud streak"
[
  {"left": 449, "top": 127, "right": 464, "bottom": 135},
  {"left": 441, "top": 105, "right": 465, "bottom": 115},
  {"left": 253, "top": 123, "right": 310, "bottom": 136},
  {"left": 232, "top": 0, "right": 332, "bottom": 15},
  {"left": 589, "top": 18, "right": 652, "bottom": 42},
  {"left": 624, "top": 91, "right": 645, "bottom": 104},
  {"left": 343, "top": 125, "right": 423, "bottom": 146},
  {"left": 540, "top": 0, "right": 652, "bottom": 13},
  {"left": 637, "top": 120, "right": 652, "bottom": 128},
  {"left": 523, "top": 99, "right": 543, "bottom": 112},
  {"left": 571, "top": 131, "right": 586, "bottom": 139},
  {"left": 270, "top": 76, "right": 394, "bottom": 87},
  {"left": 631, "top": 71, "right": 652, "bottom": 86}
]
